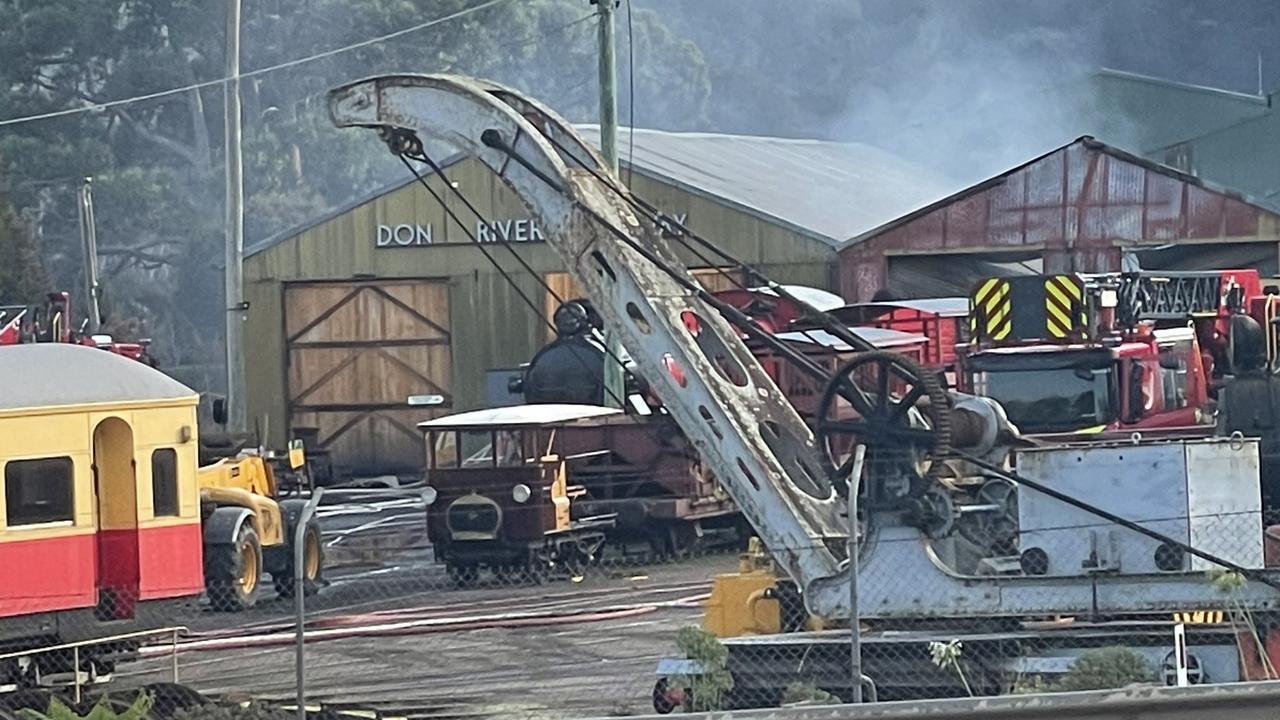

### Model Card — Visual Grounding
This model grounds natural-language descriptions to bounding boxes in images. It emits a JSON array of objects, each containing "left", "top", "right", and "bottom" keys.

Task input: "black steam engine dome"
[{"left": 512, "top": 299, "right": 645, "bottom": 406}]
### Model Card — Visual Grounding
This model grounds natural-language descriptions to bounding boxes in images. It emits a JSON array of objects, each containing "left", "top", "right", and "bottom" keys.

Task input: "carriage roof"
[
  {"left": 417, "top": 403, "right": 623, "bottom": 430},
  {"left": 0, "top": 343, "right": 196, "bottom": 413}
]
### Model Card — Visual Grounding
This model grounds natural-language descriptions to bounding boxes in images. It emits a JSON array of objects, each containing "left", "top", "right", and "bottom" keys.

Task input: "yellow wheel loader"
[{"left": 196, "top": 399, "right": 324, "bottom": 612}]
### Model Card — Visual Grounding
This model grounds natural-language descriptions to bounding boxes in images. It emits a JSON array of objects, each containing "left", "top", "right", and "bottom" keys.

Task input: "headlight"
[
  {"left": 512, "top": 483, "right": 532, "bottom": 503},
  {"left": 422, "top": 486, "right": 438, "bottom": 506}
]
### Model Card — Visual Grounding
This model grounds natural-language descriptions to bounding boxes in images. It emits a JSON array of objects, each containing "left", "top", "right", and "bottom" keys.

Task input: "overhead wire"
[{"left": 0, "top": 0, "right": 512, "bottom": 128}]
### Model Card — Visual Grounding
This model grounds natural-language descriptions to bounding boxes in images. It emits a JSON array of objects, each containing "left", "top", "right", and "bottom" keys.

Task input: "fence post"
[
  {"left": 73, "top": 646, "right": 81, "bottom": 704},
  {"left": 171, "top": 628, "right": 181, "bottom": 683},
  {"left": 848, "top": 444, "right": 867, "bottom": 704},
  {"left": 295, "top": 488, "right": 325, "bottom": 720}
]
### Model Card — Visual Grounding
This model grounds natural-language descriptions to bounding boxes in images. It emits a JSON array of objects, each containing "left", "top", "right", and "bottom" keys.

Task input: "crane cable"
[{"left": 389, "top": 134, "right": 632, "bottom": 408}]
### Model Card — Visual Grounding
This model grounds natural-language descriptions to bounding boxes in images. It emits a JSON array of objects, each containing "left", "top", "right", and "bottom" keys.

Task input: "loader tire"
[
  {"left": 275, "top": 519, "right": 324, "bottom": 599},
  {"left": 206, "top": 523, "right": 261, "bottom": 612}
]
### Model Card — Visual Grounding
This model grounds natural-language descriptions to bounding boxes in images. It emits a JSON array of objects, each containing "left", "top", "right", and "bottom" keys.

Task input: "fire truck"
[
  {"left": 961, "top": 270, "right": 1272, "bottom": 436},
  {"left": 0, "top": 291, "right": 155, "bottom": 365}
]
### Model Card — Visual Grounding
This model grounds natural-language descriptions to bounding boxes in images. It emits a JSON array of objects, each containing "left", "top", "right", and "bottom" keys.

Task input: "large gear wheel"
[{"left": 816, "top": 350, "right": 951, "bottom": 485}]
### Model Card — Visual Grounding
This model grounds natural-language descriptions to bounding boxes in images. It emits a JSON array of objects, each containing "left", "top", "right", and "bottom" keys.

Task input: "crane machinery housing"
[{"left": 326, "top": 74, "right": 1280, "bottom": 707}]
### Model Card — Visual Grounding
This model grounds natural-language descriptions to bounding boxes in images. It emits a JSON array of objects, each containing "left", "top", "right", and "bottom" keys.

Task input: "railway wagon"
[{"left": 0, "top": 344, "right": 205, "bottom": 684}]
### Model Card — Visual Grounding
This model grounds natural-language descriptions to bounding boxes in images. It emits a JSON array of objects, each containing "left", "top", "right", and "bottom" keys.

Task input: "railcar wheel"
[
  {"left": 816, "top": 350, "right": 950, "bottom": 486},
  {"left": 206, "top": 523, "right": 262, "bottom": 612},
  {"left": 275, "top": 520, "right": 324, "bottom": 599}
]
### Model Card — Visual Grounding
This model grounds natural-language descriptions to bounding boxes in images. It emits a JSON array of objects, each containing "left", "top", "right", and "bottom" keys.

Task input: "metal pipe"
[
  {"left": 295, "top": 488, "right": 325, "bottom": 720},
  {"left": 847, "top": 444, "right": 867, "bottom": 704}
]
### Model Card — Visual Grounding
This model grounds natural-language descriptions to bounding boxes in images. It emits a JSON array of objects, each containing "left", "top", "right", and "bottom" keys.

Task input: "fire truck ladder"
[{"left": 1112, "top": 271, "right": 1241, "bottom": 325}]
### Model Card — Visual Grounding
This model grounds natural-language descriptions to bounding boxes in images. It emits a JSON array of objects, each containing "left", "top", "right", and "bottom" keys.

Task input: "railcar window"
[
  {"left": 461, "top": 431, "right": 495, "bottom": 467},
  {"left": 152, "top": 448, "right": 179, "bottom": 517},
  {"left": 433, "top": 431, "right": 458, "bottom": 468},
  {"left": 495, "top": 430, "right": 524, "bottom": 467},
  {"left": 4, "top": 457, "right": 74, "bottom": 526}
]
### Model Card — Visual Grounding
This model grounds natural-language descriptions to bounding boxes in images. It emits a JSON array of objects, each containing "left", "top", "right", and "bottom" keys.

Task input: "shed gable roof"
[
  {"left": 841, "top": 135, "right": 1280, "bottom": 251},
  {"left": 247, "top": 127, "right": 957, "bottom": 258}
]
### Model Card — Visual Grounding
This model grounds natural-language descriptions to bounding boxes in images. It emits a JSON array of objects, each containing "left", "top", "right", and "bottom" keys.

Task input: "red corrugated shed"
[{"left": 838, "top": 136, "right": 1280, "bottom": 301}]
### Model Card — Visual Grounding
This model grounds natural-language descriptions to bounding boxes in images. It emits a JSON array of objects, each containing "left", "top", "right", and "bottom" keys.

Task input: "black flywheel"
[{"left": 816, "top": 350, "right": 951, "bottom": 482}]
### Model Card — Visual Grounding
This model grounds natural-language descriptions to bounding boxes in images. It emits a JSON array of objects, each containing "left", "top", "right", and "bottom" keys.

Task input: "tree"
[
  {"left": 0, "top": 0, "right": 709, "bottom": 370},
  {"left": 0, "top": 187, "right": 48, "bottom": 302}
]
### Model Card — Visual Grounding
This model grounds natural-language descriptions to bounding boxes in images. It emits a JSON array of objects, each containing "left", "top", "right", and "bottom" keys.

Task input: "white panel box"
[{"left": 1015, "top": 437, "right": 1262, "bottom": 577}]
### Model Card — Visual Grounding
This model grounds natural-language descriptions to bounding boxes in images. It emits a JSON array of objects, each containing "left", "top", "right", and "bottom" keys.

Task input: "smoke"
[{"left": 637, "top": 0, "right": 1274, "bottom": 188}]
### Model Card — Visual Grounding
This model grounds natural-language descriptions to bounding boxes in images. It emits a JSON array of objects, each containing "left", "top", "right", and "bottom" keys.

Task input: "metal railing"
[{"left": 0, "top": 626, "right": 186, "bottom": 704}]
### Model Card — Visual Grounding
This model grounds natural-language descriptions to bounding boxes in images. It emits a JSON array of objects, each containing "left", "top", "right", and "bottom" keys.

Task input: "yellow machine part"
[
  {"left": 704, "top": 570, "right": 782, "bottom": 638},
  {"left": 197, "top": 456, "right": 285, "bottom": 547}
]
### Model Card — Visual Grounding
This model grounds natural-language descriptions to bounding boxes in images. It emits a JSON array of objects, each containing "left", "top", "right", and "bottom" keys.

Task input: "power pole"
[
  {"left": 224, "top": 0, "right": 247, "bottom": 432},
  {"left": 595, "top": 0, "right": 619, "bottom": 170},
  {"left": 594, "top": 0, "right": 625, "bottom": 409},
  {"left": 77, "top": 177, "right": 102, "bottom": 334}
]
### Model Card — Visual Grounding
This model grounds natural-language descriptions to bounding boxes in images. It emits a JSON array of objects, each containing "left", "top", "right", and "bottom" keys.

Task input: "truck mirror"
[{"left": 212, "top": 397, "right": 228, "bottom": 426}]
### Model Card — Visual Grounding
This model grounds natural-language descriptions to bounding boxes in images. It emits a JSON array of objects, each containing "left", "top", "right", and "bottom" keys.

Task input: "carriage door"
[{"left": 93, "top": 417, "right": 140, "bottom": 619}]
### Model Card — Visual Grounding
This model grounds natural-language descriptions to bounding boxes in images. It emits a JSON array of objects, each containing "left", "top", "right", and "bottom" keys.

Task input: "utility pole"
[
  {"left": 77, "top": 177, "right": 102, "bottom": 334},
  {"left": 593, "top": 0, "right": 625, "bottom": 409},
  {"left": 595, "top": 0, "right": 619, "bottom": 170},
  {"left": 224, "top": 0, "right": 247, "bottom": 432}
]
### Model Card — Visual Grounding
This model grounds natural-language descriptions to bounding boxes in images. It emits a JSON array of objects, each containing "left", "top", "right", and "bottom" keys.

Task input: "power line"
[{"left": 0, "top": 0, "right": 512, "bottom": 129}]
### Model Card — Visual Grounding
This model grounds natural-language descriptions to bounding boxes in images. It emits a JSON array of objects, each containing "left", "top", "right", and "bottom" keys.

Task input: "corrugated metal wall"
[
  {"left": 243, "top": 157, "right": 834, "bottom": 452},
  {"left": 839, "top": 139, "right": 1280, "bottom": 301}
]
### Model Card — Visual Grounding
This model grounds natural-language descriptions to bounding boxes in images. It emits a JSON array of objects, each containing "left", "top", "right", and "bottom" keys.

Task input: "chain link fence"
[{"left": 4, "top": 435, "right": 1280, "bottom": 720}]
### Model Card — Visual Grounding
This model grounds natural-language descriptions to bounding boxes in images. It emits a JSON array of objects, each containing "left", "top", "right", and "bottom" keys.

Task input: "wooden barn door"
[{"left": 285, "top": 280, "right": 452, "bottom": 475}]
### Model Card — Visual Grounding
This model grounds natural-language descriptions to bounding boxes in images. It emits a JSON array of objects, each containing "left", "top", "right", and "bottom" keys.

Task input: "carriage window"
[
  {"left": 151, "top": 449, "right": 179, "bottom": 517},
  {"left": 433, "top": 431, "right": 458, "bottom": 468},
  {"left": 4, "top": 457, "right": 74, "bottom": 526}
]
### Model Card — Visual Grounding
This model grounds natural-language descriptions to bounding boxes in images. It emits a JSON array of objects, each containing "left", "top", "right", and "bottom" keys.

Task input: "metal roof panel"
[{"left": 0, "top": 344, "right": 197, "bottom": 412}]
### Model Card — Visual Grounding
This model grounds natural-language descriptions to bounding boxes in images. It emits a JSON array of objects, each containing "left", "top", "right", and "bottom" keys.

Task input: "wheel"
[
  {"left": 816, "top": 350, "right": 950, "bottom": 492},
  {"left": 206, "top": 523, "right": 262, "bottom": 611},
  {"left": 275, "top": 520, "right": 324, "bottom": 599},
  {"left": 665, "top": 523, "right": 699, "bottom": 561}
]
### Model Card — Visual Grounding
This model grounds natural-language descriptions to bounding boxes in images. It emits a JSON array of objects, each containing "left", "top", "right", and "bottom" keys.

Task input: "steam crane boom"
[
  {"left": 330, "top": 75, "right": 1280, "bottom": 623},
  {"left": 328, "top": 74, "right": 854, "bottom": 613}
]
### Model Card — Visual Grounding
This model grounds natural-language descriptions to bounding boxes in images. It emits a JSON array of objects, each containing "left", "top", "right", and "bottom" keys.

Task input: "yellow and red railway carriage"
[{"left": 0, "top": 344, "right": 204, "bottom": 651}]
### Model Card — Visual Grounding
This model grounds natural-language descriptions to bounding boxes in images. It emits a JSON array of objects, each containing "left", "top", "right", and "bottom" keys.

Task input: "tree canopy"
[{"left": 0, "top": 0, "right": 709, "bottom": 372}]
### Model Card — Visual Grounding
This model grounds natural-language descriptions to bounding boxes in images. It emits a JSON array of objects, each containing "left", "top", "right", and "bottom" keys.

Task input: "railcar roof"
[
  {"left": 0, "top": 344, "right": 197, "bottom": 411},
  {"left": 418, "top": 403, "right": 623, "bottom": 429}
]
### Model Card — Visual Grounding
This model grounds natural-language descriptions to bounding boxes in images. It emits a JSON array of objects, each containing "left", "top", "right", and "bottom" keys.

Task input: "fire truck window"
[
  {"left": 433, "top": 432, "right": 458, "bottom": 468},
  {"left": 460, "top": 431, "right": 495, "bottom": 467},
  {"left": 495, "top": 430, "right": 524, "bottom": 467},
  {"left": 151, "top": 448, "right": 179, "bottom": 517},
  {"left": 1160, "top": 352, "right": 1189, "bottom": 409},
  {"left": 4, "top": 457, "right": 74, "bottom": 526}
]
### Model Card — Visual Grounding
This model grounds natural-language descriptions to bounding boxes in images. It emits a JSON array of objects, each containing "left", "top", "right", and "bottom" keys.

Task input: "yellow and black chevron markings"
[
  {"left": 1044, "top": 274, "right": 1085, "bottom": 338},
  {"left": 971, "top": 277, "right": 1012, "bottom": 341},
  {"left": 1173, "top": 610, "right": 1225, "bottom": 624}
]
